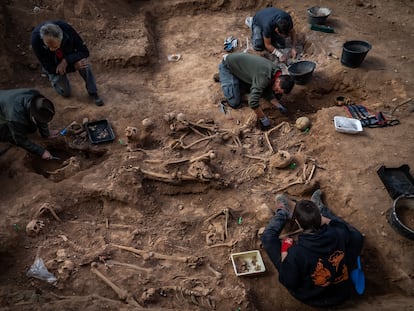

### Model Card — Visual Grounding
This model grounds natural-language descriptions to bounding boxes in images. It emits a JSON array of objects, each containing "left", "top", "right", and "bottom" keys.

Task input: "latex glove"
[
  {"left": 259, "top": 116, "right": 271, "bottom": 131},
  {"left": 276, "top": 103, "right": 288, "bottom": 114},
  {"left": 41, "top": 150, "right": 52, "bottom": 160},
  {"left": 48, "top": 129, "right": 60, "bottom": 138},
  {"left": 272, "top": 49, "right": 287, "bottom": 62},
  {"left": 281, "top": 238, "right": 294, "bottom": 253}
]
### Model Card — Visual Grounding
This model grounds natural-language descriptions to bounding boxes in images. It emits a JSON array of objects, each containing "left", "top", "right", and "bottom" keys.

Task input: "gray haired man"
[{"left": 31, "top": 20, "right": 104, "bottom": 106}]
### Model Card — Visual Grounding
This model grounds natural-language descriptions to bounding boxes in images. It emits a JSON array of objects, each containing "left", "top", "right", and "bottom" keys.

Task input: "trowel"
[{"left": 350, "top": 256, "right": 365, "bottom": 295}]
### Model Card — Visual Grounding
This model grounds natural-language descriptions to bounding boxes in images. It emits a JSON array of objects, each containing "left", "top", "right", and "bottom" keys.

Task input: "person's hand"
[
  {"left": 41, "top": 150, "right": 52, "bottom": 160},
  {"left": 48, "top": 129, "right": 60, "bottom": 138},
  {"left": 259, "top": 116, "right": 271, "bottom": 131},
  {"left": 291, "top": 47, "right": 298, "bottom": 59},
  {"left": 276, "top": 103, "right": 288, "bottom": 114},
  {"left": 278, "top": 53, "right": 287, "bottom": 63},
  {"left": 74, "top": 58, "right": 90, "bottom": 70},
  {"left": 281, "top": 238, "right": 294, "bottom": 253},
  {"left": 56, "top": 59, "right": 67, "bottom": 75}
]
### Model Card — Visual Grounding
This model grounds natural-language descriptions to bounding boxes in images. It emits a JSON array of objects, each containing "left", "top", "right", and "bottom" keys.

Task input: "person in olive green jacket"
[
  {"left": 218, "top": 52, "right": 294, "bottom": 130},
  {"left": 0, "top": 88, "right": 57, "bottom": 159}
]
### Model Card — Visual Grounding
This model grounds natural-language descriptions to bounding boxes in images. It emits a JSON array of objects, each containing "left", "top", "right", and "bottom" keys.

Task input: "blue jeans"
[
  {"left": 251, "top": 23, "right": 286, "bottom": 51},
  {"left": 48, "top": 64, "right": 98, "bottom": 97},
  {"left": 218, "top": 60, "right": 242, "bottom": 108}
]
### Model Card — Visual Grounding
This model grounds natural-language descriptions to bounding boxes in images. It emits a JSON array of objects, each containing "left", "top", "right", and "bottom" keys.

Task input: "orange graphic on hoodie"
[
  {"left": 311, "top": 258, "right": 331, "bottom": 286},
  {"left": 329, "top": 251, "right": 345, "bottom": 272}
]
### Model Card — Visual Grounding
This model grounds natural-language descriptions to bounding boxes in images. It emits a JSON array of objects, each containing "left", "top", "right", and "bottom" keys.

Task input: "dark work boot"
[
  {"left": 89, "top": 93, "right": 104, "bottom": 106},
  {"left": 213, "top": 73, "right": 220, "bottom": 82},
  {"left": 311, "top": 189, "right": 324, "bottom": 210},
  {"left": 275, "top": 194, "right": 292, "bottom": 218}
]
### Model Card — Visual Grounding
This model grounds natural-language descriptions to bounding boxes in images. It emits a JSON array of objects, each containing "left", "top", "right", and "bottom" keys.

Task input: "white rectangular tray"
[
  {"left": 231, "top": 250, "right": 266, "bottom": 276},
  {"left": 334, "top": 116, "right": 363, "bottom": 134}
]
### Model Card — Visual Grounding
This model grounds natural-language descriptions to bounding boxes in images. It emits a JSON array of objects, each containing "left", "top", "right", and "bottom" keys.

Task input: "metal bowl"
[
  {"left": 288, "top": 61, "right": 316, "bottom": 85},
  {"left": 307, "top": 6, "right": 331, "bottom": 25}
]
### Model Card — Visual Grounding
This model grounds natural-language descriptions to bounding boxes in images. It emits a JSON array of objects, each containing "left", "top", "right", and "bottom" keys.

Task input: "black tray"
[
  {"left": 85, "top": 119, "right": 115, "bottom": 144},
  {"left": 377, "top": 165, "right": 414, "bottom": 199}
]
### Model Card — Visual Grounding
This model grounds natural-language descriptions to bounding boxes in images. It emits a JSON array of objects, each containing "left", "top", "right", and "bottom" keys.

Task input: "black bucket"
[
  {"left": 288, "top": 61, "right": 316, "bottom": 85},
  {"left": 387, "top": 194, "right": 414, "bottom": 240},
  {"left": 341, "top": 40, "right": 371, "bottom": 68}
]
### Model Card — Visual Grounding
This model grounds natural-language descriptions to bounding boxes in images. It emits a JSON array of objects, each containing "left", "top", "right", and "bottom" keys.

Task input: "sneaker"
[
  {"left": 89, "top": 93, "right": 104, "bottom": 106},
  {"left": 275, "top": 194, "right": 292, "bottom": 218},
  {"left": 213, "top": 73, "right": 220, "bottom": 83},
  {"left": 311, "top": 189, "right": 324, "bottom": 210}
]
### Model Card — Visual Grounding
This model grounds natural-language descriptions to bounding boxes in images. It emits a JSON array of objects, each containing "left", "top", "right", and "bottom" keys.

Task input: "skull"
[
  {"left": 268, "top": 150, "right": 292, "bottom": 169},
  {"left": 140, "top": 288, "right": 157, "bottom": 304},
  {"left": 58, "top": 260, "right": 75, "bottom": 280},
  {"left": 125, "top": 126, "right": 138, "bottom": 138},
  {"left": 26, "top": 219, "right": 45, "bottom": 237}
]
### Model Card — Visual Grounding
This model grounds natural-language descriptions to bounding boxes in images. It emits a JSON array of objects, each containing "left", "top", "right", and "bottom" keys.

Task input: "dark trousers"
[{"left": 47, "top": 64, "right": 98, "bottom": 97}]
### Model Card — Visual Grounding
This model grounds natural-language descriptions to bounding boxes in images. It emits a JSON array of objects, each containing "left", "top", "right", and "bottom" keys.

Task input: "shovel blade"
[{"left": 350, "top": 256, "right": 365, "bottom": 295}]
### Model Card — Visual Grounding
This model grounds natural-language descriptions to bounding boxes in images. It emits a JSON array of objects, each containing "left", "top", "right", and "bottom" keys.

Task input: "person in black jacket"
[
  {"left": 0, "top": 89, "right": 57, "bottom": 159},
  {"left": 249, "top": 7, "right": 297, "bottom": 62},
  {"left": 261, "top": 190, "right": 364, "bottom": 307},
  {"left": 31, "top": 20, "right": 104, "bottom": 106}
]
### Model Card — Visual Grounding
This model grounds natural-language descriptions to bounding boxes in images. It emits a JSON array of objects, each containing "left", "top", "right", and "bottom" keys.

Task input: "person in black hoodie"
[
  {"left": 31, "top": 21, "right": 104, "bottom": 106},
  {"left": 261, "top": 190, "right": 364, "bottom": 307}
]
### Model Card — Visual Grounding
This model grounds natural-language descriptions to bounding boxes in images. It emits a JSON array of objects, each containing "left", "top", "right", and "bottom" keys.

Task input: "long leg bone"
[
  {"left": 139, "top": 168, "right": 207, "bottom": 183},
  {"left": 306, "top": 163, "right": 316, "bottom": 183},
  {"left": 208, "top": 240, "right": 237, "bottom": 248},
  {"left": 90, "top": 262, "right": 128, "bottom": 301},
  {"left": 90, "top": 262, "right": 142, "bottom": 308},
  {"left": 224, "top": 208, "right": 229, "bottom": 240},
  {"left": 144, "top": 150, "right": 216, "bottom": 167},
  {"left": 175, "top": 133, "right": 219, "bottom": 150},
  {"left": 106, "top": 260, "right": 153, "bottom": 274},
  {"left": 111, "top": 244, "right": 203, "bottom": 268},
  {"left": 186, "top": 120, "right": 219, "bottom": 132}
]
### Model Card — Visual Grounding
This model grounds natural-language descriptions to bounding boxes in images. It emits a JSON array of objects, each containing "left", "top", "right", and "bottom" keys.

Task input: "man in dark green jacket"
[
  {"left": 218, "top": 52, "right": 295, "bottom": 130},
  {"left": 0, "top": 89, "right": 56, "bottom": 159}
]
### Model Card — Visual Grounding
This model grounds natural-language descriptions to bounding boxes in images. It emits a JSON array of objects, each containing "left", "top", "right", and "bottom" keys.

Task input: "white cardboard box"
[{"left": 231, "top": 250, "right": 266, "bottom": 276}]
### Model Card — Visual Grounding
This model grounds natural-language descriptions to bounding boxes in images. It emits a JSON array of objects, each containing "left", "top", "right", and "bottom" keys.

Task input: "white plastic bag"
[{"left": 27, "top": 257, "right": 57, "bottom": 284}]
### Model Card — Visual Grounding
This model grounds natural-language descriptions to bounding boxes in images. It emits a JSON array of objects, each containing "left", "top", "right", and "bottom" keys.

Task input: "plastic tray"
[
  {"left": 377, "top": 165, "right": 414, "bottom": 199},
  {"left": 231, "top": 250, "right": 266, "bottom": 276},
  {"left": 85, "top": 119, "right": 115, "bottom": 144},
  {"left": 334, "top": 116, "right": 363, "bottom": 134}
]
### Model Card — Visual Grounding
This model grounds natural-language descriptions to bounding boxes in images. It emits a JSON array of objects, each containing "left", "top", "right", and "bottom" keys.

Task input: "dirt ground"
[{"left": 0, "top": 0, "right": 413, "bottom": 310}]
